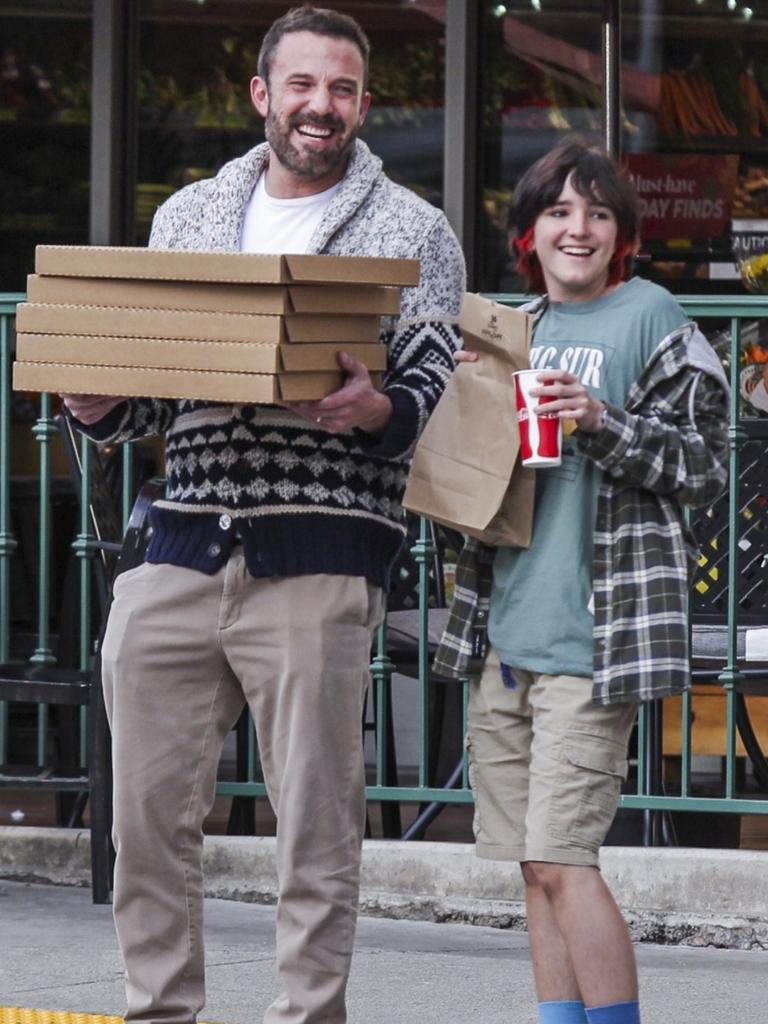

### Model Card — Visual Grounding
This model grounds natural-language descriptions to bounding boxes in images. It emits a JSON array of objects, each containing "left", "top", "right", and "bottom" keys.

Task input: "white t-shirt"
[{"left": 239, "top": 173, "right": 342, "bottom": 255}]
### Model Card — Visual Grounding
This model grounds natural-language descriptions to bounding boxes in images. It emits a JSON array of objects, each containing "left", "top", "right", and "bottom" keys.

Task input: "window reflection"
[
  {"left": 622, "top": 0, "right": 768, "bottom": 294},
  {"left": 0, "top": 2, "right": 91, "bottom": 291},
  {"left": 479, "top": 1, "right": 768, "bottom": 296},
  {"left": 478, "top": 2, "right": 603, "bottom": 292}
]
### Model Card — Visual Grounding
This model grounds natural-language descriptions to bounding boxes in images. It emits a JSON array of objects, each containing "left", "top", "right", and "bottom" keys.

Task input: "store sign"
[{"left": 626, "top": 155, "right": 738, "bottom": 241}]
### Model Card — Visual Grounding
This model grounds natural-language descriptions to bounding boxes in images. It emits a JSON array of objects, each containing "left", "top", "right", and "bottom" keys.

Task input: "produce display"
[
  {"left": 735, "top": 251, "right": 768, "bottom": 294},
  {"left": 659, "top": 70, "right": 738, "bottom": 138},
  {"left": 738, "top": 64, "right": 768, "bottom": 139},
  {"left": 732, "top": 165, "right": 768, "bottom": 219}
]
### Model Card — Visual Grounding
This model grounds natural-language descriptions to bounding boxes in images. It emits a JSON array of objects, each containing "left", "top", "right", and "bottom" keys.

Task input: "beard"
[{"left": 265, "top": 108, "right": 359, "bottom": 181}]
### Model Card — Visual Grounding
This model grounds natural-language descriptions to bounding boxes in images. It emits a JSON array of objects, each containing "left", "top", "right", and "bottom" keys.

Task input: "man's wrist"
[{"left": 358, "top": 392, "right": 393, "bottom": 435}]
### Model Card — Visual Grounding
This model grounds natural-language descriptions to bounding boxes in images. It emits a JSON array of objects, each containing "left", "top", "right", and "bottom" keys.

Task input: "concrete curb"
[{"left": 2, "top": 827, "right": 768, "bottom": 950}]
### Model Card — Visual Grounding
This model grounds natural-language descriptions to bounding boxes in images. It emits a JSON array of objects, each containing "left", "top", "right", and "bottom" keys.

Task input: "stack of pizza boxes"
[{"left": 13, "top": 245, "right": 420, "bottom": 402}]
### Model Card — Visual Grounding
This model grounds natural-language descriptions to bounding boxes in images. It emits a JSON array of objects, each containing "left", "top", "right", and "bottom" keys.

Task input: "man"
[
  {"left": 63, "top": 6, "right": 465, "bottom": 1023},
  {"left": 435, "top": 139, "right": 729, "bottom": 1024}
]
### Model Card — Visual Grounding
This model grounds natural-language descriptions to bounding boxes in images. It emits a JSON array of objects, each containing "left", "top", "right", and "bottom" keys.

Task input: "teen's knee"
[{"left": 521, "top": 860, "right": 597, "bottom": 899}]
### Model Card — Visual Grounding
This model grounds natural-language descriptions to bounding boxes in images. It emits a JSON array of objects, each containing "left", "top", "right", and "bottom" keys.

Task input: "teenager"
[{"left": 435, "top": 138, "right": 729, "bottom": 1024}]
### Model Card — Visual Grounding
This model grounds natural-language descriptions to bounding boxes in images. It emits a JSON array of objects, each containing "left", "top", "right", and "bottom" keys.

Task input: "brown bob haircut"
[
  {"left": 510, "top": 137, "right": 640, "bottom": 293},
  {"left": 257, "top": 4, "right": 371, "bottom": 88}
]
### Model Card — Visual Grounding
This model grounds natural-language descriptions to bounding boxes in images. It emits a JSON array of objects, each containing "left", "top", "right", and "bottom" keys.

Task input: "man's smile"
[{"left": 295, "top": 123, "right": 334, "bottom": 139}]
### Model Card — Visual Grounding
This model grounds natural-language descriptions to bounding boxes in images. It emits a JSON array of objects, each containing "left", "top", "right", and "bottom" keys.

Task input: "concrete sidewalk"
[
  {"left": 1, "top": 879, "right": 767, "bottom": 1024},
  {"left": 2, "top": 828, "right": 768, "bottom": 949}
]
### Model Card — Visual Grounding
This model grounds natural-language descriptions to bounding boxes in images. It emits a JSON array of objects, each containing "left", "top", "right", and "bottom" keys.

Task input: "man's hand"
[
  {"left": 286, "top": 352, "right": 392, "bottom": 435},
  {"left": 60, "top": 394, "right": 126, "bottom": 425},
  {"left": 528, "top": 370, "right": 605, "bottom": 433}
]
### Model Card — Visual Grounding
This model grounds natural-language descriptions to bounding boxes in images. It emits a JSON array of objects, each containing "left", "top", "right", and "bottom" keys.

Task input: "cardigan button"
[
  {"left": 207, "top": 543, "right": 222, "bottom": 558},
  {"left": 218, "top": 514, "right": 232, "bottom": 531}
]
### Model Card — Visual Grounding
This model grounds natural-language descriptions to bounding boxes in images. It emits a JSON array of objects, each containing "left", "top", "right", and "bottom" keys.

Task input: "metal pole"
[
  {"left": 90, "top": 0, "right": 137, "bottom": 245},
  {"left": 444, "top": 0, "right": 481, "bottom": 290},
  {"left": 602, "top": 0, "right": 622, "bottom": 159}
]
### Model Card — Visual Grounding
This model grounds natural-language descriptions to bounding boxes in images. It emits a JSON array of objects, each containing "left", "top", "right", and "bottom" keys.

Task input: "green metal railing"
[{"left": 1, "top": 291, "right": 767, "bottom": 836}]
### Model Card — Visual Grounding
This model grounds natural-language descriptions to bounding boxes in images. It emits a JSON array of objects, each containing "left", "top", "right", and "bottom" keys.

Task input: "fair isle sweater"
[{"left": 81, "top": 140, "right": 466, "bottom": 589}]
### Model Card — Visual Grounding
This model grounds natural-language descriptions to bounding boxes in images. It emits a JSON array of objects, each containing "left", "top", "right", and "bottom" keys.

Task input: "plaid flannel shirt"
[{"left": 433, "top": 313, "right": 730, "bottom": 705}]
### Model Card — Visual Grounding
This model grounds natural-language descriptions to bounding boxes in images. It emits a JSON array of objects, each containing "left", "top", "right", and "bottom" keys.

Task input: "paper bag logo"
[{"left": 480, "top": 313, "right": 503, "bottom": 343}]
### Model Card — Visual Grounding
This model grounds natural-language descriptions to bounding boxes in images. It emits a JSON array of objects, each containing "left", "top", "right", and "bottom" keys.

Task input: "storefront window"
[
  {"left": 0, "top": 1, "right": 91, "bottom": 291},
  {"left": 136, "top": 0, "right": 447, "bottom": 243},
  {"left": 477, "top": 1, "right": 604, "bottom": 292},
  {"left": 478, "top": 1, "right": 768, "bottom": 296},
  {"left": 622, "top": 1, "right": 768, "bottom": 295}
]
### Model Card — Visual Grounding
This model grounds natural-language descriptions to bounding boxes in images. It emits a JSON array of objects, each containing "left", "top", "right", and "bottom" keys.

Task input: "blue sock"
[
  {"left": 585, "top": 1000, "right": 641, "bottom": 1024},
  {"left": 538, "top": 1001, "right": 589, "bottom": 1024}
]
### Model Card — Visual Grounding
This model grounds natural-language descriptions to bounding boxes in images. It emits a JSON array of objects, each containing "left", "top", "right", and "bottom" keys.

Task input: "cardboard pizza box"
[
  {"left": 34, "top": 246, "right": 420, "bottom": 288},
  {"left": 16, "top": 303, "right": 382, "bottom": 345},
  {"left": 16, "top": 334, "right": 388, "bottom": 375},
  {"left": 25, "top": 274, "right": 401, "bottom": 316},
  {"left": 13, "top": 361, "right": 382, "bottom": 404}
]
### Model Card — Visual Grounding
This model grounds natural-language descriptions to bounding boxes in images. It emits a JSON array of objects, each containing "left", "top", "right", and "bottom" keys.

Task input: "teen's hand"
[
  {"left": 286, "top": 351, "right": 392, "bottom": 435},
  {"left": 60, "top": 394, "right": 126, "bottom": 425},
  {"left": 528, "top": 370, "right": 605, "bottom": 433}
]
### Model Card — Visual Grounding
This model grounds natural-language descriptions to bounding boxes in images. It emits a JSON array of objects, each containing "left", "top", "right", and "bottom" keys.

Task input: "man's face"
[
  {"left": 532, "top": 174, "right": 619, "bottom": 303},
  {"left": 250, "top": 30, "right": 370, "bottom": 191}
]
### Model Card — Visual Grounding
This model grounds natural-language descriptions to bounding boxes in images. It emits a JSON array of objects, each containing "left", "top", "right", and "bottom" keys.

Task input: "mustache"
[{"left": 288, "top": 112, "right": 345, "bottom": 133}]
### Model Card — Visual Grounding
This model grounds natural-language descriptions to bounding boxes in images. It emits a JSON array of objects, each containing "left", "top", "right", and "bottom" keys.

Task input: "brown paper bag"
[{"left": 403, "top": 292, "right": 536, "bottom": 547}]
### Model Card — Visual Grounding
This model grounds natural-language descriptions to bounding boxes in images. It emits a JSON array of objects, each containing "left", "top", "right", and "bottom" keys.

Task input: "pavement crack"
[{"left": 207, "top": 955, "right": 274, "bottom": 967}]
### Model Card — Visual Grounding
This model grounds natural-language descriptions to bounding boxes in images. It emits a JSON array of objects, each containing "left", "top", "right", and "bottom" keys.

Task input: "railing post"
[
  {"left": 718, "top": 315, "right": 748, "bottom": 800},
  {"left": 0, "top": 301, "right": 21, "bottom": 765},
  {"left": 30, "top": 392, "right": 56, "bottom": 768},
  {"left": 413, "top": 517, "right": 436, "bottom": 788},
  {"left": 0, "top": 309, "right": 18, "bottom": 665},
  {"left": 71, "top": 435, "right": 96, "bottom": 769},
  {"left": 30, "top": 393, "right": 56, "bottom": 668},
  {"left": 71, "top": 435, "right": 95, "bottom": 676},
  {"left": 370, "top": 624, "right": 394, "bottom": 788}
]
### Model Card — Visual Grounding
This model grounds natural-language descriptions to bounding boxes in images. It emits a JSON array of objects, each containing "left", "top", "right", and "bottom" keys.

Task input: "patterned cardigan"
[
  {"left": 433, "top": 304, "right": 730, "bottom": 705},
  {"left": 81, "top": 140, "right": 466, "bottom": 590}
]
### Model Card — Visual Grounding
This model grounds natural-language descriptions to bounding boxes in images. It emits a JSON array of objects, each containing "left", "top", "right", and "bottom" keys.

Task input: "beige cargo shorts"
[{"left": 467, "top": 647, "right": 638, "bottom": 866}]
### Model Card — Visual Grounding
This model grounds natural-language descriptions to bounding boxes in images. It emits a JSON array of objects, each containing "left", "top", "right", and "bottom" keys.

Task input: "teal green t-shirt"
[{"left": 488, "top": 277, "right": 689, "bottom": 678}]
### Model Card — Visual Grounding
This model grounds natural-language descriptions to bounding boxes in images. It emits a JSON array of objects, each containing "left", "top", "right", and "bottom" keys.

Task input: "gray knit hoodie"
[{"left": 82, "top": 140, "right": 466, "bottom": 588}]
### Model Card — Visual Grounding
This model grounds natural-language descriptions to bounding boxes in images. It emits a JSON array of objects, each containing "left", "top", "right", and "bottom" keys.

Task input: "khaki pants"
[
  {"left": 468, "top": 648, "right": 638, "bottom": 866},
  {"left": 101, "top": 555, "right": 385, "bottom": 1024}
]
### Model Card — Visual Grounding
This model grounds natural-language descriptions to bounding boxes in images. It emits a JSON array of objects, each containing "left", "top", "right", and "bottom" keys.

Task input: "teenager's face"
[
  {"left": 532, "top": 174, "right": 619, "bottom": 303},
  {"left": 250, "top": 30, "right": 370, "bottom": 194}
]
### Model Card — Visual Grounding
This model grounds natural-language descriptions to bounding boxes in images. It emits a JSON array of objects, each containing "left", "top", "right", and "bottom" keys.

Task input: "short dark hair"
[
  {"left": 510, "top": 137, "right": 640, "bottom": 292},
  {"left": 258, "top": 5, "right": 370, "bottom": 88}
]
